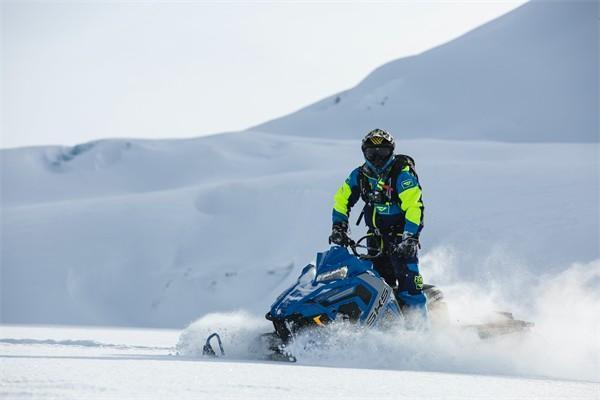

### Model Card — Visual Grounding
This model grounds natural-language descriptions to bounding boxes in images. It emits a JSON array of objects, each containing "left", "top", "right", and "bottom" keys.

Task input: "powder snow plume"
[{"left": 177, "top": 249, "right": 600, "bottom": 382}]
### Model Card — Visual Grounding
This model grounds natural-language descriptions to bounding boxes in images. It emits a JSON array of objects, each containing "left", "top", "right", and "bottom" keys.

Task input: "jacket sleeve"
[
  {"left": 396, "top": 166, "right": 423, "bottom": 235},
  {"left": 332, "top": 168, "right": 361, "bottom": 224}
]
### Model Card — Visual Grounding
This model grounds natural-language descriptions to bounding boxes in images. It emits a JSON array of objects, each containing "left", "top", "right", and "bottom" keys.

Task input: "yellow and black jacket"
[{"left": 332, "top": 156, "right": 424, "bottom": 235}]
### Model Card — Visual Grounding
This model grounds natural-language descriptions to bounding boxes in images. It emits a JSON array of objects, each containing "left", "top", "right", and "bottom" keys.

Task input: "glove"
[
  {"left": 329, "top": 222, "right": 349, "bottom": 246},
  {"left": 394, "top": 232, "right": 419, "bottom": 258}
]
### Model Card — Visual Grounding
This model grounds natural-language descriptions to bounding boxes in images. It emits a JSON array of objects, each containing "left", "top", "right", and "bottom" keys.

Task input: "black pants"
[{"left": 367, "top": 233, "right": 422, "bottom": 296}]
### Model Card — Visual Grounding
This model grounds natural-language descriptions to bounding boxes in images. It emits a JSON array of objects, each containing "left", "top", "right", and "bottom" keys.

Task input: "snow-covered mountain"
[
  {"left": 2, "top": 1, "right": 597, "bottom": 332},
  {"left": 254, "top": 0, "right": 598, "bottom": 142},
  {"left": 2, "top": 134, "right": 598, "bottom": 328},
  {"left": 1, "top": 0, "right": 598, "bottom": 329}
]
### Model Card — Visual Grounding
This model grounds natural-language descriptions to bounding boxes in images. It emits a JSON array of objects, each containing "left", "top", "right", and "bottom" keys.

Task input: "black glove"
[
  {"left": 394, "top": 232, "right": 419, "bottom": 258},
  {"left": 329, "top": 222, "right": 349, "bottom": 246}
]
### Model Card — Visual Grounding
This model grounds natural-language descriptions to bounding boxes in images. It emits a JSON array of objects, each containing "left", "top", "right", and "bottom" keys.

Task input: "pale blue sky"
[{"left": 2, "top": 1, "right": 527, "bottom": 148}]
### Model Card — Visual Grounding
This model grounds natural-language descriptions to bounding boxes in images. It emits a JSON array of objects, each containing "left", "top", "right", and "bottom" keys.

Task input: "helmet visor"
[{"left": 363, "top": 146, "right": 393, "bottom": 167}]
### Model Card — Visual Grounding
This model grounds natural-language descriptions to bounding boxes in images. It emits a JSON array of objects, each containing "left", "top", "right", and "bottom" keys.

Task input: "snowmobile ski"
[{"left": 202, "top": 333, "right": 225, "bottom": 357}]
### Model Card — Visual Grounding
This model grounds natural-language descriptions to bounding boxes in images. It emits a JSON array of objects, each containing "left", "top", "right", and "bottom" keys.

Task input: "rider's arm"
[
  {"left": 397, "top": 166, "right": 423, "bottom": 235},
  {"left": 332, "top": 168, "right": 361, "bottom": 224}
]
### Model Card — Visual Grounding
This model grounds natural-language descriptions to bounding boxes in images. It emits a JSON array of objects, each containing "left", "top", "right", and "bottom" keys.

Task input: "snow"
[
  {"left": 2, "top": 134, "right": 598, "bottom": 388},
  {"left": 1, "top": 326, "right": 598, "bottom": 399},
  {"left": 2, "top": 134, "right": 597, "bottom": 328},
  {"left": 1, "top": 0, "right": 599, "bottom": 397},
  {"left": 174, "top": 257, "right": 600, "bottom": 383},
  {"left": 254, "top": 0, "right": 598, "bottom": 142}
]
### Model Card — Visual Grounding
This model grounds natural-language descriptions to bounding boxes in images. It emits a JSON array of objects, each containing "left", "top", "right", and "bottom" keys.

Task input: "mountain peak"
[{"left": 254, "top": 1, "right": 598, "bottom": 142}]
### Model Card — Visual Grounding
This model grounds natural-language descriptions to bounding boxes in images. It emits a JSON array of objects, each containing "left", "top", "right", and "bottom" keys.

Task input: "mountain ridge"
[{"left": 253, "top": 1, "right": 598, "bottom": 142}]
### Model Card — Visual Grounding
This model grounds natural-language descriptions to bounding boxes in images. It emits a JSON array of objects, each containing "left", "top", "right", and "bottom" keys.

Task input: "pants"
[{"left": 367, "top": 233, "right": 427, "bottom": 311}]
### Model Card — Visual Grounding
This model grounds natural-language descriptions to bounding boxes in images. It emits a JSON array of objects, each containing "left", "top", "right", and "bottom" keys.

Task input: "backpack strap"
[
  {"left": 358, "top": 164, "right": 372, "bottom": 203},
  {"left": 356, "top": 165, "right": 372, "bottom": 225}
]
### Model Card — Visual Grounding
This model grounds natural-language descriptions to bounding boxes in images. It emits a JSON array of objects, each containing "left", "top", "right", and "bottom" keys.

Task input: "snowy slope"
[
  {"left": 254, "top": 0, "right": 599, "bottom": 142},
  {"left": 3, "top": 132, "right": 598, "bottom": 386},
  {"left": 1, "top": 325, "right": 599, "bottom": 399},
  {"left": 1, "top": 133, "right": 598, "bottom": 329}
]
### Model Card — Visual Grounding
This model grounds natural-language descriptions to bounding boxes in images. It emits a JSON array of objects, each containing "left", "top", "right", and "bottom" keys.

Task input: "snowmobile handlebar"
[{"left": 348, "top": 235, "right": 383, "bottom": 260}]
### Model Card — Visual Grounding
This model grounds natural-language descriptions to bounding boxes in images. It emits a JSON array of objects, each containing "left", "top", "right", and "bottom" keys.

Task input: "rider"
[{"left": 328, "top": 128, "right": 428, "bottom": 324}]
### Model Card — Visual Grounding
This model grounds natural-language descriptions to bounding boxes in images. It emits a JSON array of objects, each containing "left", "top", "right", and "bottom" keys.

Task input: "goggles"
[{"left": 363, "top": 146, "right": 393, "bottom": 161}]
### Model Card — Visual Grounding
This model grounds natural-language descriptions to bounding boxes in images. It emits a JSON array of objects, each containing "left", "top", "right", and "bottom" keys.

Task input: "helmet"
[{"left": 361, "top": 129, "right": 395, "bottom": 169}]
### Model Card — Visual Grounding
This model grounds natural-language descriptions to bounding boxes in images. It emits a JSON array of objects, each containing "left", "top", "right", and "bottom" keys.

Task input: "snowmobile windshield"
[{"left": 298, "top": 264, "right": 316, "bottom": 285}]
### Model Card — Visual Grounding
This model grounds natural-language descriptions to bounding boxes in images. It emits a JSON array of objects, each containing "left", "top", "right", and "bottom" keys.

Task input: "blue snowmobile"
[
  {"left": 204, "top": 235, "right": 445, "bottom": 361},
  {"left": 267, "top": 238, "right": 433, "bottom": 333},
  {"left": 202, "top": 235, "right": 532, "bottom": 361}
]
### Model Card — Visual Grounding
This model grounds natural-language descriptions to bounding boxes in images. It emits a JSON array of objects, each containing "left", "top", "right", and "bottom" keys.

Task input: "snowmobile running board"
[
  {"left": 202, "top": 333, "right": 225, "bottom": 357},
  {"left": 463, "top": 312, "right": 535, "bottom": 339}
]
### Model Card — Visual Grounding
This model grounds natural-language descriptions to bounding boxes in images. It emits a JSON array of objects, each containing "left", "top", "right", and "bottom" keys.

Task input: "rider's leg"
[
  {"left": 367, "top": 234, "right": 397, "bottom": 288},
  {"left": 392, "top": 254, "right": 429, "bottom": 329}
]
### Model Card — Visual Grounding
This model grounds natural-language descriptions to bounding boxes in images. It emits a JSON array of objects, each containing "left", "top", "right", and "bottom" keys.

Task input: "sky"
[{"left": 1, "top": 1, "right": 527, "bottom": 149}]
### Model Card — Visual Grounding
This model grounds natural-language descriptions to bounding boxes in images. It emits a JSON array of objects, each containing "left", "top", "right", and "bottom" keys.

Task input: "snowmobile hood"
[{"left": 268, "top": 246, "right": 395, "bottom": 323}]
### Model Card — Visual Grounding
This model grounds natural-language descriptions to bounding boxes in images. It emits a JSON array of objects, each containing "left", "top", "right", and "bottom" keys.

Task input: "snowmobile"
[{"left": 203, "top": 235, "right": 533, "bottom": 362}]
